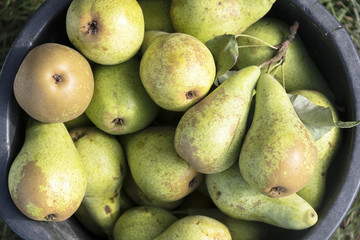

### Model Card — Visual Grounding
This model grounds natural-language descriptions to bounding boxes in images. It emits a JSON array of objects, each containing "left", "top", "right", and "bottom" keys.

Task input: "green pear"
[
  {"left": 290, "top": 90, "right": 342, "bottom": 210},
  {"left": 179, "top": 208, "right": 271, "bottom": 240},
  {"left": 69, "top": 127, "right": 127, "bottom": 235},
  {"left": 239, "top": 73, "right": 318, "bottom": 197},
  {"left": 206, "top": 164, "right": 318, "bottom": 230},
  {"left": 155, "top": 215, "right": 232, "bottom": 240},
  {"left": 113, "top": 206, "right": 177, "bottom": 240},
  {"left": 138, "top": 0, "right": 174, "bottom": 32},
  {"left": 66, "top": 0, "right": 144, "bottom": 65},
  {"left": 122, "top": 126, "right": 203, "bottom": 202},
  {"left": 235, "top": 17, "right": 334, "bottom": 99},
  {"left": 141, "top": 30, "right": 169, "bottom": 54},
  {"left": 123, "top": 171, "right": 184, "bottom": 210},
  {"left": 175, "top": 66, "right": 260, "bottom": 174},
  {"left": 64, "top": 113, "right": 93, "bottom": 130},
  {"left": 85, "top": 57, "right": 159, "bottom": 135},
  {"left": 170, "top": 0, "right": 276, "bottom": 43},
  {"left": 140, "top": 33, "right": 216, "bottom": 111},
  {"left": 8, "top": 119, "right": 87, "bottom": 221}
]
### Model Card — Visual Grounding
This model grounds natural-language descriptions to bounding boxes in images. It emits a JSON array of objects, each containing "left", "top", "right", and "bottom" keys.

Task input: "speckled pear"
[
  {"left": 178, "top": 208, "right": 271, "bottom": 240},
  {"left": 121, "top": 126, "right": 203, "bottom": 202},
  {"left": 69, "top": 127, "right": 127, "bottom": 235},
  {"left": 123, "top": 171, "right": 184, "bottom": 210},
  {"left": 290, "top": 90, "right": 342, "bottom": 210},
  {"left": 66, "top": 0, "right": 144, "bottom": 65},
  {"left": 206, "top": 164, "right": 318, "bottom": 230},
  {"left": 85, "top": 57, "right": 159, "bottom": 135},
  {"left": 140, "top": 33, "right": 216, "bottom": 111},
  {"left": 8, "top": 119, "right": 87, "bottom": 222},
  {"left": 174, "top": 66, "right": 260, "bottom": 174},
  {"left": 239, "top": 73, "right": 318, "bottom": 198},
  {"left": 170, "top": 0, "right": 276, "bottom": 43},
  {"left": 113, "top": 206, "right": 177, "bottom": 240},
  {"left": 155, "top": 215, "right": 232, "bottom": 240}
]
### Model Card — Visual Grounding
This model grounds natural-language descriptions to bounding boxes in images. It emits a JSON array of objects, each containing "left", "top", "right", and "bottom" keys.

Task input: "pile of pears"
[{"left": 9, "top": 0, "right": 350, "bottom": 239}]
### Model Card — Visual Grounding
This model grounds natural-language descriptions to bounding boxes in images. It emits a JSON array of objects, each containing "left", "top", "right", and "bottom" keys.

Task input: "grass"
[{"left": 0, "top": 0, "right": 359, "bottom": 239}]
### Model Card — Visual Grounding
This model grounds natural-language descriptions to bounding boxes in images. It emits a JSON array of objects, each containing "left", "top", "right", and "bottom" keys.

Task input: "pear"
[
  {"left": 66, "top": 0, "right": 144, "bottom": 65},
  {"left": 138, "top": 0, "right": 174, "bottom": 32},
  {"left": 155, "top": 215, "right": 232, "bottom": 240},
  {"left": 235, "top": 17, "right": 334, "bottom": 99},
  {"left": 121, "top": 126, "right": 203, "bottom": 202},
  {"left": 206, "top": 164, "right": 318, "bottom": 230},
  {"left": 290, "top": 90, "right": 342, "bottom": 210},
  {"left": 113, "top": 206, "right": 177, "bottom": 240},
  {"left": 140, "top": 32, "right": 216, "bottom": 111},
  {"left": 178, "top": 208, "right": 271, "bottom": 240},
  {"left": 141, "top": 30, "right": 169, "bottom": 54},
  {"left": 123, "top": 171, "right": 184, "bottom": 210},
  {"left": 175, "top": 66, "right": 260, "bottom": 174},
  {"left": 64, "top": 113, "right": 93, "bottom": 130},
  {"left": 8, "top": 119, "right": 87, "bottom": 221},
  {"left": 85, "top": 57, "right": 159, "bottom": 135},
  {"left": 239, "top": 73, "right": 318, "bottom": 197},
  {"left": 170, "top": 0, "right": 276, "bottom": 43},
  {"left": 69, "top": 127, "right": 127, "bottom": 235},
  {"left": 13, "top": 43, "right": 94, "bottom": 123}
]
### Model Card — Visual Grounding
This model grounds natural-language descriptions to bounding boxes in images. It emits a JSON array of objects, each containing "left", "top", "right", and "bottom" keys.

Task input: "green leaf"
[
  {"left": 335, "top": 121, "right": 360, "bottom": 128},
  {"left": 206, "top": 34, "right": 235, "bottom": 61},
  {"left": 288, "top": 93, "right": 335, "bottom": 141},
  {"left": 205, "top": 34, "right": 239, "bottom": 77},
  {"left": 214, "top": 70, "right": 237, "bottom": 86}
]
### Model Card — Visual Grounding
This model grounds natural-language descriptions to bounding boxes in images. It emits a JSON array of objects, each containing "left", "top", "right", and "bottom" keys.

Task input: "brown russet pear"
[
  {"left": 113, "top": 206, "right": 177, "bottom": 240},
  {"left": 69, "top": 127, "right": 127, "bottom": 236},
  {"left": 239, "top": 73, "right": 318, "bottom": 198},
  {"left": 236, "top": 17, "right": 334, "bottom": 100},
  {"left": 8, "top": 119, "right": 87, "bottom": 221},
  {"left": 155, "top": 215, "right": 232, "bottom": 240},
  {"left": 140, "top": 33, "right": 216, "bottom": 111},
  {"left": 175, "top": 66, "right": 260, "bottom": 174},
  {"left": 13, "top": 43, "right": 94, "bottom": 123},
  {"left": 291, "top": 90, "right": 342, "bottom": 210},
  {"left": 121, "top": 126, "right": 203, "bottom": 202},
  {"left": 170, "top": 0, "right": 276, "bottom": 43}
]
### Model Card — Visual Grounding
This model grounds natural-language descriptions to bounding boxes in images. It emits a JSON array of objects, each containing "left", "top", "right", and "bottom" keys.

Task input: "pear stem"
[{"left": 259, "top": 21, "right": 299, "bottom": 69}]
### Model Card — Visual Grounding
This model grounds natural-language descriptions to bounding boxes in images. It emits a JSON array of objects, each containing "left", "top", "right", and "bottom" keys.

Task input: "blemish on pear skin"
[
  {"left": 11, "top": 161, "right": 50, "bottom": 219},
  {"left": 105, "top": 205, "right": 111, "bottom": 214},
  {"left": 216, "top": 191, "right": 222, "bottom": 200},
  {"left": 188, "top": 176, "right": 198, "bottom": 188}
]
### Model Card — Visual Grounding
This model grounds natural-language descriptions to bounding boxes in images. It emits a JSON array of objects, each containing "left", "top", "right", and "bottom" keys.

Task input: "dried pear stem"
[{"left": 259, "top": 21, "right": 299, "bottom": 69}]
